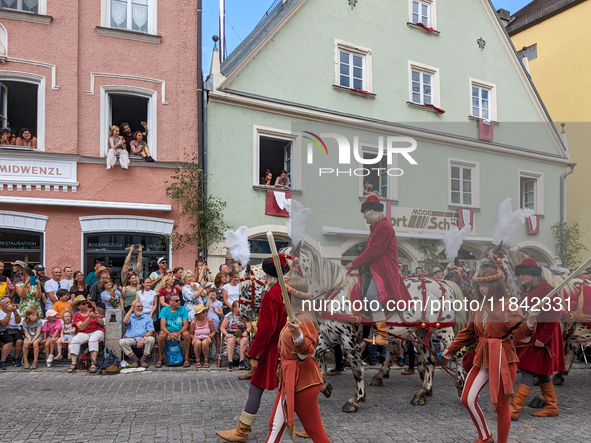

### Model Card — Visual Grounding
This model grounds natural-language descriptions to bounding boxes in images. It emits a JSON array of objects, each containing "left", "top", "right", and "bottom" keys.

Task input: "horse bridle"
[
  {"left": 482, "top": 250, "right": 509, "bottom": 281},
  {"left": 238, "top": 269, "right": 266, "bottom": 308},
  {"left": 445, "top": 263, "right": 472, "bottom": 299}
]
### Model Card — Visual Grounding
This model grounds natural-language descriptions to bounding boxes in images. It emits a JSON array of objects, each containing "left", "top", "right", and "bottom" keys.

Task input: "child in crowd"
[
  {"left": 135, "top": 277, "right": 158, "bottom": 323},
  {"left": 52, "top": 289, "right": 72, "bottom": 318},
  {"left": 58, "top": 310, "right": 76, "bottom": 360},
  {"left": 205, "top": 286, "right": 224, "bottom": 361},
  {"left": 22, "top": 308, "right": 43, "bottom": 370},
  {"left": 42, "top": 309, "right": 63, "bottom": 366}
]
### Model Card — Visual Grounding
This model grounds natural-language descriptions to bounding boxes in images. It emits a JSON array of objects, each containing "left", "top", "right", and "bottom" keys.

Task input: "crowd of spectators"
[
  {"left": 260, "top": 169, "right": 291, "bottom": 190},
  {"left": 106, "top": 121, "right": 154, "bottom": 169},
  {"left": 0, "top": 127, "right": 37, "bottom": 148},
  {"left": 0, "top": 251, "right": 254, "bottom": 372}
]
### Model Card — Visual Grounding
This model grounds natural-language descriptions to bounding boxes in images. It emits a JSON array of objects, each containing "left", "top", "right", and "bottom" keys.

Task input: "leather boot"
[
  {"left": 363, "top": 322, "right": 389, "bottom": 347},
  {"left": 237, "top": 359, "right": 258, "bottom": 380},
  {"left": 531, "top": 382, "right": 559, "bottom": 417},
  {"left": 510, "top": 383, "right": 532, "bottom": 421},
  {"left": 216, "top": 411, "right": 256, "bottom": 442}
]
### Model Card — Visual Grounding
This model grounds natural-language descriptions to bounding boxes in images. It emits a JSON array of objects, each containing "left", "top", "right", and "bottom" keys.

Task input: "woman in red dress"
[
  {"left": 510, "top": 258, "right": 565, "bottom": 420},
  {"left": 443, "top": 268, "right": 538, "bottom": 443},
  {"left": 216, "top": 255, "right": 289, "bottom": 442}
]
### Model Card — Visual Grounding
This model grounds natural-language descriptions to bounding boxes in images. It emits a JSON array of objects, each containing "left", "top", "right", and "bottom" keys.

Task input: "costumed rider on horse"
[{"left": 345, "top": 194, "right": 412, "bottom": 346}]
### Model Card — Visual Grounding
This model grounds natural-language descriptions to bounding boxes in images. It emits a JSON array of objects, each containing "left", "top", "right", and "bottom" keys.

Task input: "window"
[
  {"left": 469, "top": 79, "right": 497, "bottom": 121},
  {"left": 519, "top": 171, "right": 543, "bottom": 214},
  {"left": 362, "top": 151, "right": 389, "bottom": 199},
  {"left": 259, "top": 135, "right": 292, "bottom": 185},
  {"left": 408, "top": 61, "right": 440, "bottom": 107},
  {"left": 334, "top": 40, "right": 373, "bottom": 93},
  {"left": 100, "top": 86, "right": 157, "bottom": 159},
  {"left": 104, "top": 0, "right": 156, "bottom": 34},
  {"left": 0, "top": 229, "right": 43, "bottom": 270},
  {"left": 245, "top": 235, "right": 290, "bottom": 266},
  {"left": 339, "top": 50, "right": 365, "bottom": 91},
  {"left": 411, "top": 70, "right": 432, "bottom": 105},
  {"left": 449, "top": 160, "right": 479, "bottom": 208},
  {"left": 1, "top": 0, "right": 38, "bottom": 13},
  {"left": 408, "top": 0, "right": 437, "bottom": 30}
]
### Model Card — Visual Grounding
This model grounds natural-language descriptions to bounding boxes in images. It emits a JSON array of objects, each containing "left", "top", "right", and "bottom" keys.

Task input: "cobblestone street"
[{"left": 1, "top": 361, "right": 589, "bottom": 443}]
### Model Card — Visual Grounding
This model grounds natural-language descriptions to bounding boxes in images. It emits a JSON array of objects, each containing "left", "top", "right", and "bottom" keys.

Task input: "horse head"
[
  {"left": 476, "top": 246, "right": 522, "bottom": 298},
  {"left": 238, "top": 263, "right": 267, "bottom": 322},
  {"left": 443, "top": 258, "right": 474, "bottom": 299}
]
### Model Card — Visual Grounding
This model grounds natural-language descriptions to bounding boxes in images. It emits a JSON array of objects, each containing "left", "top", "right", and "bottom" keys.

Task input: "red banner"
[
  {"left": 265, "top": 190, "right": 291, "bottom": 217},
  {"left": 479, "top": 118, "right": 494, "bottom": 141},
  {"left": 527, "top": 215, "right": 540, "bottom": 234},
  {"left": 458, "top": 208, "right": 474, "bottom": 230}
]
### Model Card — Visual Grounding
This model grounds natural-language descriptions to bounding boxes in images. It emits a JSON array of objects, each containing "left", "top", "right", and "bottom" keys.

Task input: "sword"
[{"left": 266, "top": 231, "right": 295, "bottom": 322}]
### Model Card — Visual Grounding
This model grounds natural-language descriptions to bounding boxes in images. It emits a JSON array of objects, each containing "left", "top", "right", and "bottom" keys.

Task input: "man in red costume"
[
  {"left": 216, "top": 254, "right": 289, "bottom": 442},
  {"left": 346, "top": 194, "right": 412, "bottom": 346},
  {"left": 510, "top": 258, "right": 565, "bottom": 420}
]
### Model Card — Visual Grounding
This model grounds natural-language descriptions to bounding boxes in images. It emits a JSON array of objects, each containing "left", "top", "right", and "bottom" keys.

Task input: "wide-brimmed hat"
[
  {"left": 515, "top": 258, "right": 542, "bottom": 276},
  {"left": 95, "top": 266, "right": 109, "bottom": 276},
  {"left": 432, "top": 267, "right": 443, "bottom": 274},
  {"left": 13, "top": 260, "right": 26, "bottom": 267},
  {"left": 263, "top": 254, "right": 290, "bottom": 278},
  {"left": 361, "top": 194, "right": 383, "bottom": 213},
  {"left": 72, "top": 295, "right": 89, "bottom": 308},
  {"left": 194, "top": 305, "right": 207, "bottom": 315}
]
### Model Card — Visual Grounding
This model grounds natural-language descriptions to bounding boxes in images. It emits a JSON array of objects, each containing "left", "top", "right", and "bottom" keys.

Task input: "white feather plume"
[
  {"left": 492, "top": 198, "right": 534, "bottom": 246},
  {"left": 285, "top": 199, "right": 312, "bottom": 247},
  {"left": 224, "top": 226, "right": 250, "bottom": 265},
  {"left": 442, "top": 224, "right": 472, "bottom": 260}
]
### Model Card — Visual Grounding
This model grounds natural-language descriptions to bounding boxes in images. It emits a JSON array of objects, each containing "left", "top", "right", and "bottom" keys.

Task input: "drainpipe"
[
  {"left": 559, "top": 163, "right": 576, "bottom": 260},
  {"left": 197, "top": 0, "right": 204, "bottom": 260},
  {"left": 202, "top": 87, "right": 209, "bottom": 260}
]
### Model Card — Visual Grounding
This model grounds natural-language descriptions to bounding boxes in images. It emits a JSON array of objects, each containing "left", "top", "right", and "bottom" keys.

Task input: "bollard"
[{"left": 105, "top": 308, "right": 124, "bottom": 358}]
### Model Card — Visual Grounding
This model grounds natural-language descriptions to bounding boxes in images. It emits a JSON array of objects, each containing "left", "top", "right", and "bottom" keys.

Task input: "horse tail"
[{"left": 445, "top": 280, "right": 467, "bottom": 335}]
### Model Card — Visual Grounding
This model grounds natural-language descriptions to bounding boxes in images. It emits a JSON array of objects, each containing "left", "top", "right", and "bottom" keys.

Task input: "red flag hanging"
[
  {"left": 265, "top": 189, "right": 291, "bottom": 217},
  {"left": 479, "top": 119, "right": 494, "bottom": 141},
  {"left": 527, "top": 215, "right": 540, "bottom": 234},
  {"left": 458, "top": 208, "right": 474, "bottom": 230}
]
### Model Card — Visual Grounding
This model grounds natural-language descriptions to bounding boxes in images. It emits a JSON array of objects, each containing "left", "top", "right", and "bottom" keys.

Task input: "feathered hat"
[{"left": 262, "top": 254, "right": 290, "bottom": 277}]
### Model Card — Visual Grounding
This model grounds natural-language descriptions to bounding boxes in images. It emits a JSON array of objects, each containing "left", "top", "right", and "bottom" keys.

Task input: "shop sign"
[
  {"left": 391, "top": 207, "right": 459, "bottom": 234},
  {"left": 0, "top": 155, "right": 78, "bottom": 191}
]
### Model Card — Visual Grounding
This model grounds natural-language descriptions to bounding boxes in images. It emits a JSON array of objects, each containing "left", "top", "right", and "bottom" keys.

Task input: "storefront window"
[
  {"left": 0, "top": 229, "right": 43, "bottom": 275},
  {"left": 227, "top": 235, "right": 290, "bottom": 266},
  {"left": 84, "top": 233, "right": 169, "bottom": 282}
]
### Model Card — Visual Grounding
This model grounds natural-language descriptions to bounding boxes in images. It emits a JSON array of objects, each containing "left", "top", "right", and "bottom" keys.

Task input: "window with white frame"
[
  {"left": 334, "top": 40, "right": 373, "bottom": 93},
  {"left": 259, "top": 135, "right": 292, "bottom": 186},
  {"left": 450, "top": 163, "right": 474, "bottom": 206},
  {"left": 409, "top": 61, "right": 440, "bottom": 107},
  {"left": 362, "top": 151, "right": 389, "bottom": 199},
  {"left": 106, "top": 0, "right": 155, "bottom": 34},
  {"left": 100, "top": 86, "right": 157, "bottom": 159},
  {"left": 1, "top": 0, "right": 40, "bottom": 13},
  {"left": 519, "top": 172, "right": 542, "bottom": 213},
  {"left": 411, "top": 0, "right": 431, "bottom": 27},
  {"left": 470, "top": 79, "right": 497, "bottom": 121}
]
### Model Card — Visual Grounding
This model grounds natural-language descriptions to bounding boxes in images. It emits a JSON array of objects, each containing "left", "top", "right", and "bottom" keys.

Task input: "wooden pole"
[{"left": 266, "top": 231, "right": 295, "bottom": 322}]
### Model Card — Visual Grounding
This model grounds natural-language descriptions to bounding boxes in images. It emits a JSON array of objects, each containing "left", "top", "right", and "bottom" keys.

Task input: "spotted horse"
[
  {"left": 280, "top": 245, "right": 468, "bottom": 411},
  {"left": 476, "top": 245, "right": 591, "bottom": 395}
]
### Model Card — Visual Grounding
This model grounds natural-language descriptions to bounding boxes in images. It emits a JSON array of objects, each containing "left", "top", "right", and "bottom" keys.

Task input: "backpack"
[
  {"left": 163, "top": 340, "right": 184, "bottom": 367},
  {"left": 102, "top": 348, "right": 121, "bottom": 370}
]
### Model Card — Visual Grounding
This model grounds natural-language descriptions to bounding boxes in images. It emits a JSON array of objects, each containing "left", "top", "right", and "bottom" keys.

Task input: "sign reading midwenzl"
[
  {"left": 0, "top": 156, "right": 77, "bottom": 186},
  {"left": 391, "top": 207, "right": 460, "bottom": 234}
]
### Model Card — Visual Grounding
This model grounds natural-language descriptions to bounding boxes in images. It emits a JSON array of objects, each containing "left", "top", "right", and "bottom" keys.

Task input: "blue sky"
[{"left": 202, "top": 0, "right": 533, "bottom": 75}]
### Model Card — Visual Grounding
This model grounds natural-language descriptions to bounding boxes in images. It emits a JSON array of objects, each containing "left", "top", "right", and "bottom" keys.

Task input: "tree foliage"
[
  {"left": 165, "top": 152, "right": 229, "bottom": 255},
  {"left": 551, "top": 221, "right": 588, "bottom": 268},
  {"left": 417, "top": 239, "right": 442, "bottom": 273}
]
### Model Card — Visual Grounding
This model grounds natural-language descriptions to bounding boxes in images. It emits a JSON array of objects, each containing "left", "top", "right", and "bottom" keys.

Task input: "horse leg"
[
  {"left": 316, "top": 337, "right": 333, "bottom": 398},
  {"left": 410, "top": 331, "right": 434, "bottom": 406},
  {"left": 371, "top": 336, "right": 395, "bottom": 386},
  {"left": 554, "top": 340, "right": 577, "bottom": 385},
  {"left": 342, "top": 329, "right": 365, "bottom": 413}
]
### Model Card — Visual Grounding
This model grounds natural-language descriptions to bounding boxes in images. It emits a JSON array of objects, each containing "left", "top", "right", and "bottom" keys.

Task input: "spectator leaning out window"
[
  {"left": 107, "top": 125, "right": 130, "bottom": 170},
  {"left": 16, "top": 127, "right": 37, "bottom": 148},
  {"left": 1, "top": 127, "right": 15, "bottom": 145},
  {"left": 130, "top": 131, "right": 154, "bottom": 162},
  {"left": 274, "top": 169, "right": 291, "bottom": 189},
  {"left": 260, "top": 169, "right": 273, "bottom": 186}
]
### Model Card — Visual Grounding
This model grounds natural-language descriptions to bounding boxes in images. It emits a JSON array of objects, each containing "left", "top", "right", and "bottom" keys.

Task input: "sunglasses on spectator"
[
  {"left": 79, "top": 301, "right": 89, "bottom": 306},
  {"left": 171, "top": 299, "right": 180, "bottom": 303}
]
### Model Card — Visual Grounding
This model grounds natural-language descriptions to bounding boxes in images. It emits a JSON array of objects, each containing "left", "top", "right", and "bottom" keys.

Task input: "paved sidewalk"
[{"left": 1, "top": 361, "right": 589, "bottom": 442}]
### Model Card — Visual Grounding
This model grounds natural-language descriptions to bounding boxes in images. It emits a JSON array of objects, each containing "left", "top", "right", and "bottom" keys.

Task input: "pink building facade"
[{"left": 0, "top": 0, "right": 199, "bottom": 277}]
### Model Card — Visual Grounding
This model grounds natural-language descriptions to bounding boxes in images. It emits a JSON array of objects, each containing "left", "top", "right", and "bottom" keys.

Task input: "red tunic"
[
  {"left": 247, "top": 283, "right": 287, "bottom": 390},
  {"left": 515, "top": 281, "right": 565, "bottom": 375},
  {"left": 350, "top": 217, "right": 412, "bottom": 305}
]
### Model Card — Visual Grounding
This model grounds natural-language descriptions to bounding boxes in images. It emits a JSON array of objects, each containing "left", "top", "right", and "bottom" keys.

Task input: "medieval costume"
[
  {"left": 216, "top": 255, "right": 289, "bottom": 442},
  {"left": 510, "top": 258, "right": 565, "bottom": 420},
  {"left": 445, "top": 269, "right": 536, "bottom": 443},
  {"left": 265, "top": 309, "right": 329, "bottom": 443},
  {"left": 349, "top": 194, "right": 412, "bottom": 346}
]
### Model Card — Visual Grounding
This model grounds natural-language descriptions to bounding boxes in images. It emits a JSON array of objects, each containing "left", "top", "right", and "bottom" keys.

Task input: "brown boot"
[
  {"left": 363, "top": 322, "right": 389, "bottom": 347},
  {"left": 237, "top": 359, "right": 258, "bottom": 380},
  {"left": 531, "top": 382, "right": 559, "bottom": 417},
  {"left": 216, "top": 411, "right": 256, "bottom": 442},
  {"left": 510, "top": 383, "right": 532, "bottom": 421}
]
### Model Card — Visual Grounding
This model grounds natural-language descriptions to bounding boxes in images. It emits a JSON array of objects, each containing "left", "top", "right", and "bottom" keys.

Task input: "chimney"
[{"left": 496, "top": 9, "right": 511, "bottom": 27}]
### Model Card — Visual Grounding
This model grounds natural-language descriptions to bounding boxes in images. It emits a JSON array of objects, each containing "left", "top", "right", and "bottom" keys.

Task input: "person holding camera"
[
  {"left": 68, "top": 295, "right": 106, "bottom": 373},
  {"left": 0, "top": 295, "right": 24, "bottom": 369},
  {"left": 16, "top": 266, "right": 43, "bottom": 318}
]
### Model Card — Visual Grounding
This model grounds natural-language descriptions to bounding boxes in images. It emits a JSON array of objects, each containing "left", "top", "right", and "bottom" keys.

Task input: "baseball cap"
[
  {"left": 45, "top": 309, "right": 58, "bottom": 318},
  {"left": 33, "top": 264, "right": 45, "bottom": 271},
  {"left": 157, "top": 257, "right": 167, "bottom": 264}
]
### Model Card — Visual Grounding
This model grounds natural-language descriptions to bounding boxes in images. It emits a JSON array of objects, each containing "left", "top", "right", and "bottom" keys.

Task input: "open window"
[
  {"left": 361, "top": 151, "right": 389, "bottom": 199},
  {"left": 258, "top": 135, "right": 292, "bottom": 187},
  {"left": 0, "top": 80, "right": 39, "bottom": 146},
  {"left": 100, "top": 86, "right": 157, "bottom": 158}
]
